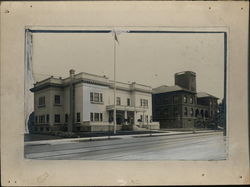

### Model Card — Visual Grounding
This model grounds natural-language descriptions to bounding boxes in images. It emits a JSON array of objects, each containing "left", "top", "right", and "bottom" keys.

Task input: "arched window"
[
  {"left": 201, "top": 110, "right": 204, "bottom": 117},
  {"left": 205, "top": 110, "right": 209, "bottom": 118},
  {"left": 190, "top": 96, "right": 193, "bottom": 104},
  {"left": 195, "top": 109, "right": 199, "bottom": 117},
  {"left": 183, "top": 96, "right": 187, "bottom": 103},
  {"left": 184, "top": 107, "right": 188, "bottom": 116},
  {"left": 190, "top": 108, "right": 194, "bottom": 116}
]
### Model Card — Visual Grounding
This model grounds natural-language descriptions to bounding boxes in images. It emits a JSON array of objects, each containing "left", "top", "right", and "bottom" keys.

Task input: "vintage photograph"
[
  {"left": 1, "top": 1, "right": 249, "bottom": 186},
  {"left": 24, "top": 28, "right": 227, "bottom": 160}
]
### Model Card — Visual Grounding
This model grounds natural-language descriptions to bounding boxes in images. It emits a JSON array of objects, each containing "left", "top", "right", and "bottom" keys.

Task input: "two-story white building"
[{"left": 30, "top": 70, "right": 159, "bottom": 133}]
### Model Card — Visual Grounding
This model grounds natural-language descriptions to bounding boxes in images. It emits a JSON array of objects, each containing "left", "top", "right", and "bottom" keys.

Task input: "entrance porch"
[{"left": 106, "top": 105, "right": 146, "bottom": 126}]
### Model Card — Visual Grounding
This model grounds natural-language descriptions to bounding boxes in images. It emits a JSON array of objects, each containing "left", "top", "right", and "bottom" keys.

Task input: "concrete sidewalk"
[{"left": 25, "top": 130, "right": 221, "bottom": 146}]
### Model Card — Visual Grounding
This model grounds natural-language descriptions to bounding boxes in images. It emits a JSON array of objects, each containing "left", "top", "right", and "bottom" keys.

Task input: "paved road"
[{"left": 24, "top": 132, "right": 227, "bottom": 160}]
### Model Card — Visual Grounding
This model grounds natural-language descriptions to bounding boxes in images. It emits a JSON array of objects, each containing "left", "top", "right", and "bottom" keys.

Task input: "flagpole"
[{"left": 113, "top": 32, "right": 117, "bottom": 134}]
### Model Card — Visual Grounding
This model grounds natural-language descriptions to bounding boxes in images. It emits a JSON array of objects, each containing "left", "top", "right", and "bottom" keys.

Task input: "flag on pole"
[
  {"left": 114, "top": 32, "right": 119, "bottom": 44},
  {"left": 111, "top": 29, "right": 130, "bottom": 45}
]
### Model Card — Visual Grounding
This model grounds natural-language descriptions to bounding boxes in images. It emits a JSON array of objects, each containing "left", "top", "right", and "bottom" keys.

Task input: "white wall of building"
[
  {"left": 82, "top": 83, "right": 109, "bottom": 122},
  {"left": 75, "top": 84, "right": 84, "bottom": 122},
  {"left": 34, "top": 81, "right": 153, "bottom": 126}
]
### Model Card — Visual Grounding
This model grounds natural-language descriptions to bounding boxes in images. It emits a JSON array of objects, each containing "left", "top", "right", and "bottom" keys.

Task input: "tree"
[
  {"left": 217, "top": 99, "right": 226, "bottom": 135},
  {"left": 27, "top": 111, "right": 35, "bottom": 133}
]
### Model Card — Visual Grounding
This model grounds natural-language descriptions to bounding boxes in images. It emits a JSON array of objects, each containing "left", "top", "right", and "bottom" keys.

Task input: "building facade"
[
  {"left": 30, "top": 70, "right": 159, "bottom": 133},
  {"left": 152, "top": 71, "right": 218, "bottom": 129}
]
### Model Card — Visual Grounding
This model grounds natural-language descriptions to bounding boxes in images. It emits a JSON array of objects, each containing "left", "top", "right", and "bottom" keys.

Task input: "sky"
[{"left": 32, "top": 32, "right": 225, "bottom": 100}]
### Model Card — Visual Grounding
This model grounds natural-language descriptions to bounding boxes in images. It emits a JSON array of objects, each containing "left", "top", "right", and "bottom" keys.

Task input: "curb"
[{"left": 24, "top": 130, "right": 222, "bottom": 146}]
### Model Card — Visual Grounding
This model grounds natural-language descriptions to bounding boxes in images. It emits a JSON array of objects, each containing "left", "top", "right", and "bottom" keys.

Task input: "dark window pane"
[
  {"left": 77, "top": 112, "right": 80, "bottom": 122},
  {"left": 100, "top": 113, "right": 103, "bottom": 121},
  {"left": 55, "top": 114, "right": 60, "bottom": 123},
  {"left": 90, "top": 113, "right": 93, "bottom": 121},
  {"left": 55, "top": 95, "right": 61, "bottom": 104},
  {"left": 90, "top": 92, "right": 93, "bottom": 101},
  {"left": 65, "top": 114, "right": 68, "bottom": 123},
  {"left": 46, "top": 114, "right": 49, "bottom": 123},
  {"left": 94, "top": 113, "right": 99, "bottom": 121}
]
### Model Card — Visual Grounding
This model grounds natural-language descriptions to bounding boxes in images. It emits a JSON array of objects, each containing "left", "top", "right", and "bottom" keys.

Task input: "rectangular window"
[
  {"left": 117, "top": 97, "right": 121, "bottom": 105},
  {"left": 173, "top": 96, "right": 179, "bottom": 104},
  {"left": 90, "top": 92, "right": 103, "bottom": 103},
  {"left": 90, "top": 113, "right": 94, "bottom": 121},
  {"left": 38, "top": 96, "right": 45, "bottom": 106},
  {"left": 54, "top": 95, "right": 61, "bottom": 104},
  {"left": 90, "top": 92, "right": 93, "bottom": 102},
  {"left": 140, "top": 99, "right": 148, "bottom": 107},
  {"left": 173, "top": 107, "right": 178, "bottom": 116},
  {"left": 164, "top": 97, "right": 169, "bottom": 104},
  {"left": 46, "top": 114, "right": 49, "bottom": 123},
  {"left": 65, "top": 114, "right": 68, "bottom": 123},
  {"left": 94, "top": 113, "right": 99, "bottom": 121},
  {"left": 39, "top": 115, "right": 45, "bottom": 123},
  {"left": 94, "top": 93, "right": 99, "bottom": 102},
  {"left": 35, "top": 116, "right": 38, "bottom": 123},
  {"left": 100, "top": 93, "right": 103, "bottom": 102},
  {"left": 127, "top": 98, "right": 130, "bottom": 106},
  {"left": 90, "top": 92, "right": 94, "bottom": 101},
  {"left": 76, "top": 112, "right": 80, "bottom": 122},
  {"left": 164, "top": 108, "right": 169, "bottom": 117},
  {"left": 146, "top": 115, "right": 148, "bottom": 122},
  {"left": 100, "top": 113, "right": 103, "bottom": 122},
  {"left": 54, "top": 114, "right": 60, "bottom": 123}
]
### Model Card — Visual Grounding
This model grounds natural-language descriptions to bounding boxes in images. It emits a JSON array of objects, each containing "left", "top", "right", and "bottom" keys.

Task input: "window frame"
[
  {"left": 94, "top": 113, "right": 100, "bottom": 121},
  {"left": 54, "top": 95, "right": 61, "bottom": 105},
  {"left": 90, "top": 112, "right": 94, "bottom": 121},
  {"left": 116, "top": 97, "right": 121, "bottom": 105},
  {"left": 190, "top": 96, "right": 193, "bottom": 104},
  {"left": 54, "top": 114, "right": 61, "bottom": 123},
  {"left": 38, "top": 96, "right": 45, "bottom": 107},
  {"left": 127, "top": 98, "right": 131, "bottom": 106},
  {"left": 90, "top": 92, "right": 104, "bottom": 103},
  {"left": 184, "top": 107, "right": 188, "bottom": 116},
  {"left": 76, "top": 112, "right": 81, "bottom": 122},
  {"left": 46, "top": 114, "right": 49, "bottom": 123},
  {"left": 65, "top": 113, "right": 68, "bottom": 123},
  {"left": 184, "top": 95, "right": 187, "bottom": 103}
]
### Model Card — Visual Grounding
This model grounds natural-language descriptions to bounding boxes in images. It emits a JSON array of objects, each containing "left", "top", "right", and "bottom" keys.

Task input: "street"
[{"left": 24, "top": 132, "right": 227, "bottom": 160}]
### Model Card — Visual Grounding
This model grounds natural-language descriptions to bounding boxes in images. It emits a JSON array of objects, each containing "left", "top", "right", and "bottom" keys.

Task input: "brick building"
[{"left": 152, "top": 71, "right": 218, "bottom": 129}]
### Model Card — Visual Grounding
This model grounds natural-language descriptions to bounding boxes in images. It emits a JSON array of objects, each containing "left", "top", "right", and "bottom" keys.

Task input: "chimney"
[{"left": 69, "top": 69, "right": 75, "bottom": 77}]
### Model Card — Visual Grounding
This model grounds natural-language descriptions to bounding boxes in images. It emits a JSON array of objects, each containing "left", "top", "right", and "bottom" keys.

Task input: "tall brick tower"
[{"left": 175, "top": 71, "right": 196, "bottom": 92}]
